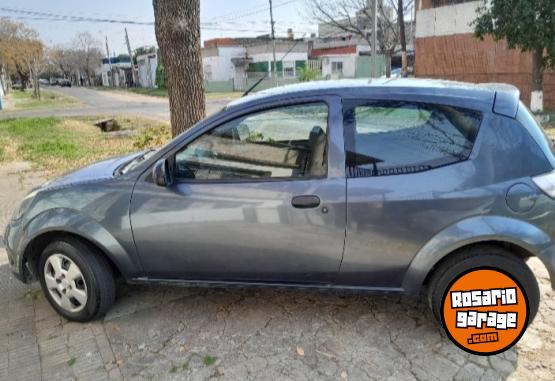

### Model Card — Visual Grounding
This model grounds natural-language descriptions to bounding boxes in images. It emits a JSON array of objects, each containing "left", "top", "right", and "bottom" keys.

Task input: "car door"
[
  {"left": 337, "top": 98, "right": 484, "bottom": 289},
  {"left": 130, "top": 96, "right": 347, "bottom": 284}
]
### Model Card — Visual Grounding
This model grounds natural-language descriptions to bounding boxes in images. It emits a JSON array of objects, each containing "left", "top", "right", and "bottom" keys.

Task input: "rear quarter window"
[{"left": 344, "top": 101, "right": 482, "bottom": 177}]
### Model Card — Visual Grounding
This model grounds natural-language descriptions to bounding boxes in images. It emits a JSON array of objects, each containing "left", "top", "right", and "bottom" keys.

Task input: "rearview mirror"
[{"left": 152, "top": 159, "right": 172, "bottom": 187}]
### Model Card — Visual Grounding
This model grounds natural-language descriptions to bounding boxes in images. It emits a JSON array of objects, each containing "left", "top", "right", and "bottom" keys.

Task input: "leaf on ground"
[
  {"left": 67, "top": 358, "right": 76, "bottom": 367},
  {"left": 296, "top": 346, "right": 305, "bottom": 356}
]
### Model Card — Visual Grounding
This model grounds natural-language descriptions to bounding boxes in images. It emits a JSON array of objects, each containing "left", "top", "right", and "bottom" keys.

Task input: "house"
[
  {"left": 309, "top": 37, "right": 371, "bottom": 78},
  {"left": 245, "top": 39, "right": 308, "bottom": 80},
  {"left": 202, "top": 38, "right": 249, "bottom": 84},
  {"left": 101, "top": 55, "right": 133, "bottom": 87},
  {"left": 415, "top": 0, "right": 554, "bottom": 110},
  {"left": 201, "top": 37, "right": 308, "bottom": 91},
  {"left": 316, "top": 8, "right": 415, "bottom": 76},
  {"left": 137, "top": 52, "right": 158, "bottom": 88}
]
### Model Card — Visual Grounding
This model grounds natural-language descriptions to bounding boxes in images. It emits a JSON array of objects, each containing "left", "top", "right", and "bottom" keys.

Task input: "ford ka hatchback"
[{"left": 4, "top": 79, "right": 555, "bottom": 322}]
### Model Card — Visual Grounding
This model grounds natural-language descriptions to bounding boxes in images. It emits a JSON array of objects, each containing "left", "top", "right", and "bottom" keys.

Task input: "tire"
[
  {"left": 427, "top": 245, "right": 540, "bottom": 325},
  {"left": 38, "top": 238, "right": 116, "bottom": 322}
]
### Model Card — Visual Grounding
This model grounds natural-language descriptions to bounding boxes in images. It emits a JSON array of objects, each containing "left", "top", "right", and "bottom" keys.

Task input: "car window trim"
[{"left": 171, "top": 100, "right": 332, "bottom": 184}]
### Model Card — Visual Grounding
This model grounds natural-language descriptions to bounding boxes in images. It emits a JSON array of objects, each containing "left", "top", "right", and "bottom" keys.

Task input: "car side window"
[
  {"left": 344, "top": 101, "right": 482, "bottom": 177},
  {"left": 174, "top": 103, "right": 328, "bottom": 181}
]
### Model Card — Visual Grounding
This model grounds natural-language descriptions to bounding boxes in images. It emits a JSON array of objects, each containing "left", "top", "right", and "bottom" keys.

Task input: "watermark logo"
[{"left": 441, "top": 268, "right": 529, "bottom": 355}]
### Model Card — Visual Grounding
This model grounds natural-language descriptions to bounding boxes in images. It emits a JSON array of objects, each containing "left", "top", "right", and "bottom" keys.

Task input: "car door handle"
[{"left": 291, "top": 195, "right": 321, "bottom": 209}]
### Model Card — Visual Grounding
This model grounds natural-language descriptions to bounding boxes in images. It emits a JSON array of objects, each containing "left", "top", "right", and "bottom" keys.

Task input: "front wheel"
[{"left": 38, "top": 238, "right": 116, "bottom": 322}]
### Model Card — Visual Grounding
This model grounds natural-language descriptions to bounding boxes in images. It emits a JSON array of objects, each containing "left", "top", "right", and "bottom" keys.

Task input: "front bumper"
[{"left": 3, "top": 221, "right": 28, "bottom": 283}]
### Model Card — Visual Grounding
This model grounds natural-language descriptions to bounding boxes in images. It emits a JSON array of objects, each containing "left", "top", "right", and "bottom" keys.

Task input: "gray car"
[{"left": 4, "top": 79, "right": 555, "bottom": 322}]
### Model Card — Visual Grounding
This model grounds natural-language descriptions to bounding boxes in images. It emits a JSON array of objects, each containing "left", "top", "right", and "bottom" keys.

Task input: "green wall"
[
  {"left": 204, "top": 79, "right": 234, "bottom": 92},
  {"left": 355, "top": 56, "right": 386, "bottom": 78}
]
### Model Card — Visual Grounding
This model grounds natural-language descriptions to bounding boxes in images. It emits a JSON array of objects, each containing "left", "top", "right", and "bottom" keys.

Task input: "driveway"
[
  {"left": 1, "top": 163, "right": 554, "bottom": 380},
  {"left": 0, "top": 86, "right": 232, "bottom": 122}
]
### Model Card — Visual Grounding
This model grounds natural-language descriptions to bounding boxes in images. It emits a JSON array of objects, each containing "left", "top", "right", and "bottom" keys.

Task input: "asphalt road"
[{"left": 0, "top": 86, "right": 232, "bottom": 122}]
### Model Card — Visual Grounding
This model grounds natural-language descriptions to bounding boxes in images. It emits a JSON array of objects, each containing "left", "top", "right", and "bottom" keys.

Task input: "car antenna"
[{"left": 242, "top": 33, "right": 307, "bottom": 97}]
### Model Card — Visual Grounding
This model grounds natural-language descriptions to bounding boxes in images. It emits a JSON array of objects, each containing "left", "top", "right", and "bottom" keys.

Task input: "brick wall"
[{"left": 415, "top": 34, "right": 555, "bottom": 109}]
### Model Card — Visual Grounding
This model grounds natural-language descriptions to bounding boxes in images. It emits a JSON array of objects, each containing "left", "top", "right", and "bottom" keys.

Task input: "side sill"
[{"left": 128, "top": 277, "right": 406, "bottom": 294}]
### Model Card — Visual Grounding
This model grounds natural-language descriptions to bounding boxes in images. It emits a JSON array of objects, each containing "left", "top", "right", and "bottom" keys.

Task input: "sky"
[{"left": 0, "top": 0, "right": 316, "bottom": 56}]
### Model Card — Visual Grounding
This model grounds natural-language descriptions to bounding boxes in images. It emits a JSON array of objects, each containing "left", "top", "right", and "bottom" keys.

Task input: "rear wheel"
[
  {"left": 427, "top": 245, "right": 540, "bottom": 324},
  {"left": 38, "top": 238, "right": 115, "bottom": 322}
]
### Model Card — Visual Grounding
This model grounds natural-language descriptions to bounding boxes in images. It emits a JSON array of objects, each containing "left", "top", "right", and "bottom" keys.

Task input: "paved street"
[
  {"left": 0, "top": 86, "right": 232, "bottom": 122},
  {"left": 0, "top": 163, "right": 554, "bottom": 380}
]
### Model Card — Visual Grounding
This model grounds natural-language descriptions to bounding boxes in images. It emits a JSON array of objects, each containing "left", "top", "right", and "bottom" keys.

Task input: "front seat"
[{"left": 307, "top": 126, "right": 327, "bottom": 177}]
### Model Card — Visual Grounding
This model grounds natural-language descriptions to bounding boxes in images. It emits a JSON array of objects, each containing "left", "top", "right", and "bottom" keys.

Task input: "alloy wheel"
[{"left": 43, "top": 253, "right": 88, "bottom": 313}]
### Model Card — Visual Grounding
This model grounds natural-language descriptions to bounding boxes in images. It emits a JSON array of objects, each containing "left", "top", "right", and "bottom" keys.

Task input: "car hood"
[{"left": 41, "top": 152, "right": 144, "bottom": 190}]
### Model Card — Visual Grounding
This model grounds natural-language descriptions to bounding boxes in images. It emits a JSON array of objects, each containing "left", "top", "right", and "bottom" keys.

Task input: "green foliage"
[
  {"left": 133, "top": 126, "right": 171, "bottom": 149},
  {"left": 0, "top": 117, "right": 81, "bottom": 162},
  {"left": 0, "top": 116, "right": 167, "bottom": 176},
  {"left": 7, "top": 89, "right": 78, "bottom": 111},
  {"left": 203, "top": 355, "right": 216, "bottom": 366},
  {"left": 169, "top": 362, "right": 189, "bottom": 373},
  {"left": 3, "top": 117, "right": 58, "bottom": 138},
  {"left": 156, "top": 62, "right": 166, "bottom": 88},
  {"left": 245, "top": 131, "right": 265, "bottom": 143},
  {"left": 0, "top": 146, "right": 4, "bottom": 161},
  {"left": 67, "top": 358, "right": 76, "bottom": 367},
  {"left": 473, "top": 0, "right": 555, "bottom": 68},
  {"left": 20, "top": 140, "right": 80, "bottom": 160},
  {"left": 297, "top": 66, "right": 319, "bottom": 82},
  {"left": 245, "top": 130, "right": 275, "bottom": 143}
]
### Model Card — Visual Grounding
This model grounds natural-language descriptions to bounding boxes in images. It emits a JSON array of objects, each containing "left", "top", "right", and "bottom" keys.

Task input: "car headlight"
[{"left": 11, "top": 189, "right": 39, "bottom": 221}]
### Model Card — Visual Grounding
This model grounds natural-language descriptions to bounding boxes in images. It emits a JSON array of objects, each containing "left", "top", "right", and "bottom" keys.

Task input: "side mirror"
[{"left": 152, "top": 159, "right": 172, "bottom": 187}]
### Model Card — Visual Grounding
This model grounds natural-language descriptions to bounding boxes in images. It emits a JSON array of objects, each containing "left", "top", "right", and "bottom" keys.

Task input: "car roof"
[{"left": 227, "top": 78, "right": 520, "bottom": 117}]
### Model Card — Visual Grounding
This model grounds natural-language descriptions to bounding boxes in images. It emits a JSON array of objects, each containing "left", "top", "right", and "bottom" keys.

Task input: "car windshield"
[{"left": 118, "top": 149, "right": 158, "bottom": 175}]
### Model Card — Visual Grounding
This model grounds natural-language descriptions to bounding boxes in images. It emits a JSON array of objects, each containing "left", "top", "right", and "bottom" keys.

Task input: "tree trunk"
[
  {"left": 397, "top": 0, "right": 407, "bottom": 75},
  {"left": 16, "top": 65, "right": 28, "bottom": 91},
  {"left": 153, "top": 0, "right": 206, "bottom": 137},
  {"left": 531, "top": 47, "right": 544, "bottom": 112},
  {"left": 36, "top": 63, "right": 41, "bottom": 100},
  {"left": 385, "top": 51, "right": 392, "bottom": 78}
]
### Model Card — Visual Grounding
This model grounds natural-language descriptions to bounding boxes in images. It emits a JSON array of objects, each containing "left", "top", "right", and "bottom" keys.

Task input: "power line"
[
  {"left": 2, "top": 14, "right": 313, "bottom": 35},
  {"left": 0, "top": 3, "right": 317, "bottom": 44},
  {"left": 0, "top": 1, "right": 300, "bottom": 27},
  {"left": 206, "top": 0, "right": 298, "bottom": 23},
  {"left": 0, "top": 7, "right": 154, "bottom": 25}
]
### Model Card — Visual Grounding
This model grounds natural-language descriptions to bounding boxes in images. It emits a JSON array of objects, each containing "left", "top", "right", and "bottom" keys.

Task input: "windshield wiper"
[{"left": 118, "top": 149, "right": 156, "bottom": 175}]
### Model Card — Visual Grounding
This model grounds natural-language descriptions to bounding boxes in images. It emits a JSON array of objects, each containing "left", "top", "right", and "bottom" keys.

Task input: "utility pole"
[
  {"left": 124, "top": 28, "right": 138, "bottom": 87},
  {"left": 105, "top": 36, "right": 113, "bottom": 87},
  {"left": 371, "top": 0, "right": 378, "bottom": 78},
  {"left": 269, "top": 0, "right": 278, "bottom": 86}
]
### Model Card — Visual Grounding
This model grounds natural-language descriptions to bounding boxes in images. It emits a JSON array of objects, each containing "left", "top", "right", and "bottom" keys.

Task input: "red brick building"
[{"left": 415, "top": 0, "right": 554, "bottom": 109}]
